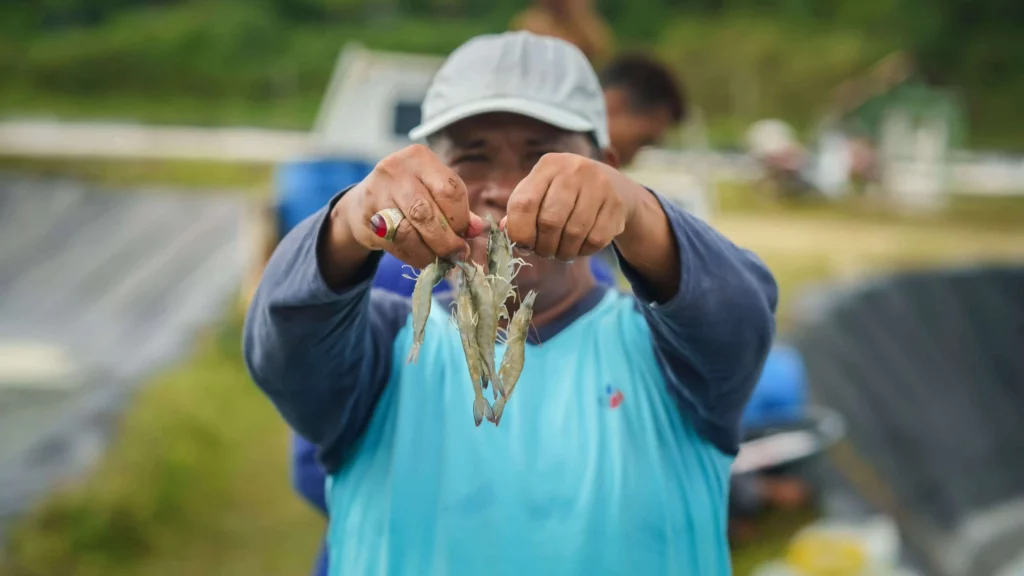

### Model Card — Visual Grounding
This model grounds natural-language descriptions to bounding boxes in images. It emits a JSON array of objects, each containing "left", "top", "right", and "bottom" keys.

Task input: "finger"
[
  {"left": 534, "top": 174, "right": 578, "bottom": 258},
  {"left": 556, "top": 192, "right": 602, "bottom": 261},
  {"left": 387, "top": 217, "right": 437, "bottom": 269},
  {"left": 466, "top": 213, "right": 485, "bottom": 238},
  {"left": 579, "top": 199, "right": 621, "bottom": 257},
  {"left": 416, "top": 171, "right": 472, "bottom": 237},
  {"left": 505, "top": 172, "right": 551, "bottom": 251},
  {"left": 392, "top": 177, "right": 469, "bottom": 260}
]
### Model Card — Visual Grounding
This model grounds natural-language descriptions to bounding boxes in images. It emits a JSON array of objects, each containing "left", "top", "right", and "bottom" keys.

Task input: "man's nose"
[{"left": 479, "top": 175, "right": 521, "bottom": 207}]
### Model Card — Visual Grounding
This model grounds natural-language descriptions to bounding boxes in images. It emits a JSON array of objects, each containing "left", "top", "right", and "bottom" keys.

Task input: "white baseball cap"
[{"left": 408, "top": 31, "right": 610, "bottom": 149}]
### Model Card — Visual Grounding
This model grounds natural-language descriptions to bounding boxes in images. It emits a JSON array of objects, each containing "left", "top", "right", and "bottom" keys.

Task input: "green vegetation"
[
  {"left": 657, "top": 17, "right": 892, "bottom": 147},
  {"left": 715, "top": 181, "right": 1024, "bottom": 230},
  {"left": 0, "top": 2, "right": 502, "bottom": 130},
  {"left": 0, "top": 157, "right": 275, "bottom": 192},
  {"left": 3, "top": 0, "right": 1023, "bottom": 148},
  {"left": 0, "top": 318, "right": 325, "bottom": 576}
]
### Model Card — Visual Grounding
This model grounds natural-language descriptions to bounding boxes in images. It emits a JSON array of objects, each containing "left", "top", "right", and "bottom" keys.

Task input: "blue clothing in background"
[
  {"left": 740, "top": 343, "right": 807, "bottom": 431},
  {"left": 248, "top": 187, "right": 778, "bottom": 575}
]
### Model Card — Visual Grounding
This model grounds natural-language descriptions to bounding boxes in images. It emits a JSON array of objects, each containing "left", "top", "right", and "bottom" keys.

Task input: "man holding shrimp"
[{"left": 244, "top": 31, "right": 777, "bottom": 575}]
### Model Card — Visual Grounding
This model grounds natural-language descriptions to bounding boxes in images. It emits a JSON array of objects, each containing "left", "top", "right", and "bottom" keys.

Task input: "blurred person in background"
[
  {"left": 600, "top": 53, "right": 687, "bottom": 166},
  {"left": 245, "top": 31, "right": 777, "bottom": 575},
  {"left": 511, "top": 0, "right": 684, "bottom": 166},
  {"left": 510, "top": 0, "right": 614, "bottom": 67},
  {"left": 745, "top": 118, "right": 817, "bottom": 201}
]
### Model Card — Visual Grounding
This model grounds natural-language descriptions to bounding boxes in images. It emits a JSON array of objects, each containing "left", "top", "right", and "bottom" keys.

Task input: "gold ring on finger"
[{"left": 369, "top": 208, "right": 405, "bottom": 243}]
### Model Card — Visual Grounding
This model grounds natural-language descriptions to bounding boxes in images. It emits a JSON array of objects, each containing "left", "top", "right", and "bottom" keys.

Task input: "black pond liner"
[{"left": 790, "top": 263, "right": 1024, "bottom": 576}]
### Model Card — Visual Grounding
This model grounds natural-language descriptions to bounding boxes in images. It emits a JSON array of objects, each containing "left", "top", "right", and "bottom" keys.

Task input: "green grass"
[
  {"left": 0, "top": 90, "right": 321, "bottom": 133},
  {"left": 715, "top": 180, "right": 1024, "bottom": 229},
  {"left": 0, "top": 318, "right": 325, "bottom": 576},
  {"left": 0, "top": 156, "right": 275, "bottom": 193}
]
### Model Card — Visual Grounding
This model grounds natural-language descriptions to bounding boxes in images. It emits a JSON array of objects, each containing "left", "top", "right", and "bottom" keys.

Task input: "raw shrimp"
[
  {"left": 406, "top": 257, "right": 455, "bottom": 365},
  {"left": 486, "top": 215, "right": 510, "bottom": 281},
  {"left": 491, "top": 290, "right": 536, "bottom": 426},
  {"left": 454, "top": 266, "right": 494, "bottom": 426},
  {"left": 456, "top": 260, "right": 502, "bottom": 396},
  {"left": 486, "top": 218, "right": 529, "bottom": 323}
]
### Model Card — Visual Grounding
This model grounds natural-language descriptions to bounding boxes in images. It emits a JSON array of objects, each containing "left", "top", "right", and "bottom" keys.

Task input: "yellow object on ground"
[{"left": 785, "top": 531, "right": 868, "bottom": 575}]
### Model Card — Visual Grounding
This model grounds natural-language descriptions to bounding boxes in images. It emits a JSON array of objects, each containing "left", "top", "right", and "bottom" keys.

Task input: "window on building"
[{"left": 392, "top": 100, "right": 422, "bottom": 138}]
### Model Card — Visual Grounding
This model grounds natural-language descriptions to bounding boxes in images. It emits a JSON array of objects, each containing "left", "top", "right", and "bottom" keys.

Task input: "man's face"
[
  {"left": 604, "top": 87, "right": 673, "bottom": 166},
  {"left": 431, "top": 113, "right": 607, "bottom": 289}
]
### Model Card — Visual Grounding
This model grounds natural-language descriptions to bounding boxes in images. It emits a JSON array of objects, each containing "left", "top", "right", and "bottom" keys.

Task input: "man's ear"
[{"left": 600, "top": 146, "right": 620, "bottom": 169}]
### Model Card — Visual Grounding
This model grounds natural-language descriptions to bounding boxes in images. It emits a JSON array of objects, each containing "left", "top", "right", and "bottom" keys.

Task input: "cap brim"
[{"left": 408, "top": 97, "right": 595, "bottom": 142}]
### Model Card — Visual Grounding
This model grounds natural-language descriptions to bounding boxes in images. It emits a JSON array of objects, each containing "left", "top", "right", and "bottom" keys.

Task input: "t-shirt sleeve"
[
  {"left": 613, "top": 190, "right": 779, "bottom": 455},
  {"left": 242, "top": 189, "right": 411, "bottom": 472}
]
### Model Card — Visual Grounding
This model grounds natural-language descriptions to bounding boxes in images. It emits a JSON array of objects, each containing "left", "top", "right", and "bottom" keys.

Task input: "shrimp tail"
[
  {"left": 406, "top": 342, "right": 421, "bottom": 365},
  {"left": 482, "top": 357, "right": 502, "bottom": 398},
  {"left": 492, "top": 396, "right": 506, "bottom": 426},
  {"left": 473, "top": 396, "right": 494, "bottom": 427}
]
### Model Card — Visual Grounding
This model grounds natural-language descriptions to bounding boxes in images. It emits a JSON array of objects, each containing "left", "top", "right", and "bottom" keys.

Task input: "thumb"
[{"left": 465, "top": 212, "right": 485, "bottom": 238}]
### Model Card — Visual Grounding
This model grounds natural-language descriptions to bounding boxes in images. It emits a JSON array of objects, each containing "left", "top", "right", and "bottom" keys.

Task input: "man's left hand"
[{"left": 500, "top": 153, "right": 645, "bottom": 261}]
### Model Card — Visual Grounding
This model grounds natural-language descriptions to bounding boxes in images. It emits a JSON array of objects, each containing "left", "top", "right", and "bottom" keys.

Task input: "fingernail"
[
  {"left": 499, "top": 217, "right": 507, "bottom": 231},
  {"left": 467, "top": 213, "right": 484, "bottom": 237}
]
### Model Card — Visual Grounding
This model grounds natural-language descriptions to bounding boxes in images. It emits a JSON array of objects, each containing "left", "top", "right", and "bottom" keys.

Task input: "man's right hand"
[{"left": 321, "top": 145, "right": 484, "bottom": 289}]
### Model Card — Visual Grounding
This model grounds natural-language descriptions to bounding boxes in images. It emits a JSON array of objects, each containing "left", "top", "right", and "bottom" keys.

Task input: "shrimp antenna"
[
  {"left": 508, "top": 257, "right": 531, "bottom": 281},
  {"left": 401, "top": 264, "right": 420, "bottom": 281},
  {"left": 528, "top": 320, "right": 543, "bottom": 348}
]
